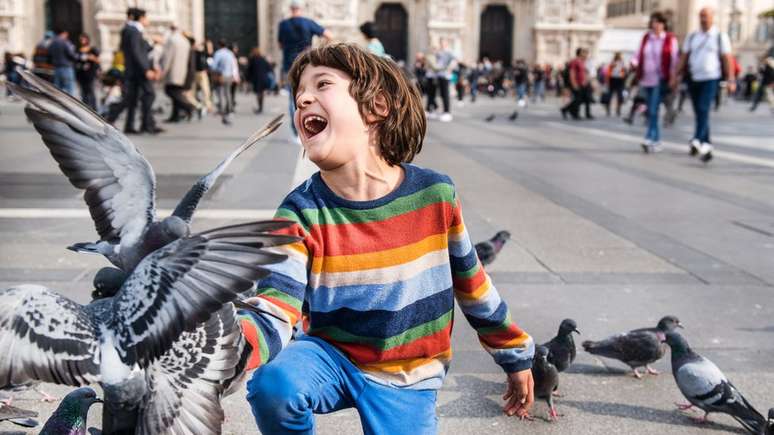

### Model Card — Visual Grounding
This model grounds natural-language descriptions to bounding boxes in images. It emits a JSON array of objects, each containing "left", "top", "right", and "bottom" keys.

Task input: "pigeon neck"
[{"left": 43, "top": 401, "right": 86, "bottom": 434}]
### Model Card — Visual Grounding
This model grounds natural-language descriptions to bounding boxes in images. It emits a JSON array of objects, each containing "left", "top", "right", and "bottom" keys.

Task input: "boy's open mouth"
[{"left": 302, "top": 114, "right": 328, "bottom": 139}]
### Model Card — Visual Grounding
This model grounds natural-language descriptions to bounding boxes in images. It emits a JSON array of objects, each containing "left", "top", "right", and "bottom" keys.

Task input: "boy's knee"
[{"left": 247, "top": 363, "right": 311, "bottom": 420}]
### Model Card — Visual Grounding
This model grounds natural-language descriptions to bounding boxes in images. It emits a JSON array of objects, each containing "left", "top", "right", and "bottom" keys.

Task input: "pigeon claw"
[
  {"left": 675, "top": 402, "right": 694, "bottom": 411},
  {"left": 632, "top": 368, "right": 643, "bottom": 379},
  {"left": 646, "top": 365, "right": 660, "bottom": 375}
]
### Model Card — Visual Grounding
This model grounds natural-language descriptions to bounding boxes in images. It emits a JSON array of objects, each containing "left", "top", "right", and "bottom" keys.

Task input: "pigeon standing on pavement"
[
  {"left": 665, "top": 331, "right": 765, "bottom": 434},
  {"left": 0, "top": 402, "right": 38, "bottom": 428},
  {"left": 0, "top": 221, "right": 298, "bottom": 434},
  {"left": 582, "top": 315, "right": 683, "bottom": 378},
  {"left": 8, "top": 70, "right": 283, "bottom": 272},
  {"left": 531, "top": 345, "right": 561, "bottom": 421},
  {"left": 39, "top": 387, "right": 101, "bottom": 435},
  {"left": 543, "top": 319, "right": 580, "bottom": 372},
  {"left": 474, "top": 230, "right": 511, "bottom": 266},
  {"left": 484, "top": 114, "right": 495, "bottom": 122}
]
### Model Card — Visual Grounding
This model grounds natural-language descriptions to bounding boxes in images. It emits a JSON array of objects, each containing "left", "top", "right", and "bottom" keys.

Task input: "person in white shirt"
[
  {"left": 212, "top": 39, "right": 238, "bottom": 125},
  {"left": 672, "top": 7, "right": 735, "bottom": 163}
]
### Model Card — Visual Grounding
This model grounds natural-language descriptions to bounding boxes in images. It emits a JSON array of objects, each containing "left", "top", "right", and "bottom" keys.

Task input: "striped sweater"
[{"left": 239, "top": 163, "right": 534, "bottom": 389}]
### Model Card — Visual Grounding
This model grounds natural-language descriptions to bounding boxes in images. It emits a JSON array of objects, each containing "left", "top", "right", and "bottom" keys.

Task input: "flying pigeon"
[
  {"left": 582, "top": 315, "right": 683, "bottom": 378},
  {"left": 531, "top": 345, "right": 561, "bottom": 421},
  {"left": 474, "top": 230, "right": 511, "bottom": 266},
  {"left": 39, "top": 387, "right": 101, "bottom": 435},
  {"left": 0, "top": 402, "right": 38, "bottom": 428},
  {"left": 543, "top": 319, "right": 580, "bottom": 373},
  {"left": 8, "top": 70, "right": 283, "bottom": 272},
  {"left": 0, "top": 221, "right": 298, "bottom": 434},
  {"left": 665, "top": 331, "right": 765, "bottom": 434}
]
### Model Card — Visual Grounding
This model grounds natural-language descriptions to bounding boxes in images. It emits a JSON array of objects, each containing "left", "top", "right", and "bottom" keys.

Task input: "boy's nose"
[{"left": 296, "top": 93, "right": 314, "bottom": 108}]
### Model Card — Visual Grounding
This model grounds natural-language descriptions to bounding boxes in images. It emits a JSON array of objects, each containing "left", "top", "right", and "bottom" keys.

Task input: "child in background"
[{"left": 239, "top": 43, "right": 535, "bottom": 434}]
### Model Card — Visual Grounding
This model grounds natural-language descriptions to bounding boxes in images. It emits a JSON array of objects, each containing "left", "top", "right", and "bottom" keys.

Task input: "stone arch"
[{"left": 478, "top": 4, "right": 513, "bottom": 64}]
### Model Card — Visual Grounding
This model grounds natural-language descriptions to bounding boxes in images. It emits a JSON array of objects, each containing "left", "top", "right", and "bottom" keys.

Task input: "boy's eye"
[{"left": 317, "top": 81, "right": 331, "bottom": 89}]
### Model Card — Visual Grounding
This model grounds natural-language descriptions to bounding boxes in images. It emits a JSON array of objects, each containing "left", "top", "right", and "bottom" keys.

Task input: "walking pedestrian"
[
  {"left": 605, "top": 52, "right": 627, "bottom": 116},
  {"left": 160, "top": 25, "right": 196, "bottom": 123},
  {"left": 750, "top": 45, "right": 773, "bottom": 112},
  {"left": 434, "top": 39, "right": 456, "bottom": 122},
  {"left": 31, "top": 31, "right": 55, "bottom": 82},
  {"left": 635, "top": 12, "right": 678, "bottom": 153},
  {"left": 246, "top": 47, "right": 272, "bottom": 114},
  {"left": 191, "top": 40, "right": 213, "bottom": 113},
  {"left": 513, "top": 59, "right": 528, "bottom": 107},
  {"left": 48, "top": 29, "right": 78, "bottom": 95},
  {"left": 359, "top": 21, "right": 386, "bottom": 57},
  {"left": 531, "top": 63, "right": 546, "bottom": 103},
  {"left": 277, "top": 0, "right": 332, "bottom": 139},
  {"left": 120, "top": 7, "right": 162, "bottom": 134},
  {"left": 561, "top": 48, "right": 593, "bottom": 120},
  {"left": 212, "top": 39, "right": 238, "bottom": 125},
  {"left": 672, "top": 7, "right": 735, "bottom": 162},
  {"left": 75, "top": 33, "right": 100, "bottom": 110}
]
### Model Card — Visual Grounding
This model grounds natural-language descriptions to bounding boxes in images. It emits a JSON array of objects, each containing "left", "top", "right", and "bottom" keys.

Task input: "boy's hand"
[{"left": 503, "top": 369, "right": 534, "bottom": 419}]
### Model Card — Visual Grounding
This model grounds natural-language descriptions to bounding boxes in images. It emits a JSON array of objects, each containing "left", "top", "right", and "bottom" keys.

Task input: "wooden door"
[
  {"left": 374, "top": 3, "right": 408, "bottom": 61},
  {"left": 479, "top": 5, "right": 513, "bottom": 64}
]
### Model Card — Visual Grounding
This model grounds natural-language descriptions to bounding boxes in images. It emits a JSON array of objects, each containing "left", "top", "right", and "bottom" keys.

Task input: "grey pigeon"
[
  {"left": 0, "top": 221, "right": 298, "bottom": 435},
  {"left": 40, "top": 387, "right": 101, "bottom": 435},
  {"left": 542, "top": 319, "right": 580, "bottom": 372},
  {"left": 531, "top": 345, "right": 561, "bottom": 421},
  {"left": 0, "top": 402, "right": 38, "bottom": 428},
  {"left": 665, "top": 331, "right": 765, "bottom": 434},
  {"left": 484, "top": 114, "right": 495, "bottom": 122},
  {"left": 8, "top": 70, "right": 283, "bottom": 272},
  {"left": 90, "top": 267, "right": 128, "bottom": 300},
  {"left": 766, "top": 408, "right": 773, "bottom": 435},
  {"left": 582, "top": 315, "right": 683, "bottom": 378},
  {"left": 474, "top": 230, "right": 511, "bottom": 266},
  {"left": 508, "top": 110, "right": 519, "bottom": 121}
]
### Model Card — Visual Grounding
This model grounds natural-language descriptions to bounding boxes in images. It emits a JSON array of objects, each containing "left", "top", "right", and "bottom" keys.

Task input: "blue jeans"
[
  {"left": 516, "top": 83, "right": 527, "bottom": 101},
  {"left": 246, "top": 335, "right": 438, "bottom": 435},
  {"left": 643, "top": 80, "right": 668, "bottom": 142},
  {"left": 689, "top": 79, "right": 719, "bottom": 143},
  {"left": 53, "top": 66, "right": 76, "bottom": 96}
]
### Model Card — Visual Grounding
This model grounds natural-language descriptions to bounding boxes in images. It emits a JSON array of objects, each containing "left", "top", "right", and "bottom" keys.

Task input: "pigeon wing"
[
  {"left": 138, "top": 305, "right": 244, "bottom": 435},
  {"left": 0, "top": 285, "right": 100, "bottom": 388},
  {"left": 172, "top": 114, "right": 283, "bottom": 223},
  {"left": 10, "top": 71, "right": 155, "bottom": 248},
  {"left": 110, "top": 220, "right": 298, "bottom": 366},
  {"left": 475, "top": 242, "right": 494, "bottom": 265}
]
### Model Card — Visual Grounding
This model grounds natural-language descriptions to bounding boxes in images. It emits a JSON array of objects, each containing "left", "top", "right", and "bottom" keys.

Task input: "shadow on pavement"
[
  {"left": 437, "top": 375, "right": 503, "bottom": 418},
  {"left": 565, "top": 362, "right": 630, "bottom": 377},
  {"left": 561, "top": 400, "right": 747, "bottom": 434}
]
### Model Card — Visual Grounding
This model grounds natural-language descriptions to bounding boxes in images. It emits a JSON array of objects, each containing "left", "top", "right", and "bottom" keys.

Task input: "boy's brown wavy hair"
[{"left": 288, "top": 43, "right": 426, "bottom": 165}]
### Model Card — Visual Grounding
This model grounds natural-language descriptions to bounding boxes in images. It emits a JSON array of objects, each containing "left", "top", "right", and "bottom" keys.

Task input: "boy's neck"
[{"left": 320, "top": 152, "right": 404, "bottom": 202}]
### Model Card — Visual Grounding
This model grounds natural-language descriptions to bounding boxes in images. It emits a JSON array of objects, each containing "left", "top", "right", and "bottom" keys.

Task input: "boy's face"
[{"left": 294, "top": 65, "right": 371, "bottom": 170}]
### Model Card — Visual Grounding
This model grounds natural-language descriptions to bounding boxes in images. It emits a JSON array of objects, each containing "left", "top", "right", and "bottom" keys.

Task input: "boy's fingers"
[{"left": 502, "top": 382, "right": 513, "bottom": 401}]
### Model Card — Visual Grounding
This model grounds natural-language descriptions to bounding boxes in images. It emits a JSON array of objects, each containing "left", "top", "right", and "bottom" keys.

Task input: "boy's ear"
[{"left": 366, "top": 92, "right": 389, "bottom": 122}]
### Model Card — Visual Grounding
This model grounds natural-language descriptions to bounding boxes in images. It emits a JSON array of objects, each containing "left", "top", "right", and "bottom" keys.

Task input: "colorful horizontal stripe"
[{"left": 240, "top": 164, "right": 534, "bottom": 388}]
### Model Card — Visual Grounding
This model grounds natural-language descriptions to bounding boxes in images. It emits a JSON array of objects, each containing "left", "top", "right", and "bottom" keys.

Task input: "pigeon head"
[
  {"left": 664, "top": 331, "right": 692, "bottom": 353},
  {"left": 91, "top": 267, "right": 128, "bottom": 300},
  {"left": 534, "top": 345, "right": 550, "bottom": 361},
  {"left": 657, "top": 315, "right": 683, "bottom": 332},
  {"left": 768, "top": 407, "right": 774, "bottom": 420},
  {"left": 160, "top": 216, "right": 191, "bottom": 241},
  {"left": 43, "top": 387, "right": 101, "bottom": 432},
  {"left": 494, "top": 231, "right": 511, "bottom": 242},
  {"left": 558, "top": 318, "right": 580, "bottom": 336}
]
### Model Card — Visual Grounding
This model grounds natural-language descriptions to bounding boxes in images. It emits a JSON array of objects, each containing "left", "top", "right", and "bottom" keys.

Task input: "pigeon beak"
[
  {"left": 676, "top": 323, "right": 684, "bottom": 329},
  {"left": 573, "top": 328, "right": 581, "bottom": 335}
]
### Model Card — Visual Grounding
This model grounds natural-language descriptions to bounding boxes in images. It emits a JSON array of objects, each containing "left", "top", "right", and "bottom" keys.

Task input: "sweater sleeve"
[
  {"left": 448, "top": 194, "right": 534, "bottom": 373},
  {"left": 238, "top": 204, "right": 311, "bottom": 371}
]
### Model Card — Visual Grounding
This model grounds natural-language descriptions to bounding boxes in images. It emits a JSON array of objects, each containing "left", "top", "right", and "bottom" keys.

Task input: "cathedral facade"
[{"left": 2, "top": 0, "right": 606, "bottom": 67}]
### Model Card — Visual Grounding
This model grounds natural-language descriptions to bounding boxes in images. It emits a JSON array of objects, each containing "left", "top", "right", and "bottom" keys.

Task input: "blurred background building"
[{"left": 0, "top": 0, "right": 770, "bottom": 68}]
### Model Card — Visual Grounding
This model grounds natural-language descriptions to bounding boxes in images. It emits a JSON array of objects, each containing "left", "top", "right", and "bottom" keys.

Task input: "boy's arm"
[
  {"left": 448, "top": 197, "right": 534, "bottom": 373},
  {"left": 238, "top": 208, "right": 310, "bottom": 370}
]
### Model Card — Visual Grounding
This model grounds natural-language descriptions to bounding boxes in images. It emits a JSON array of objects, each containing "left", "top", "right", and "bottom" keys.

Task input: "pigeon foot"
[
  {"left": 548, "top": 407, "right": 563, "bottom": 421},
  {"left": 551, "top": 390, "right": 563, "bottom": 397},
  {"left": 1, "top": 397, "right": 12, "bottom": 406},
  {"left": 645, "top": 365, "right": 660, "bottom": 375},
  {"left": 35, "top": 388, "right": 57, "bottom": 403},
  {"left": 690, "top": 414, "right": 710, "bottom": 424},
  {"left": 632, "top": 368, "right": 643, "bottom": 379},
  {"left": 675, "top": 402, "right": 694, "bottom": 411}
]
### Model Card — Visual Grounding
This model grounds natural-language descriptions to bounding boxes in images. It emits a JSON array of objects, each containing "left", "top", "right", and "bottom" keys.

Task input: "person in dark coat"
[
  {"left": 75, "top": 33, "right": 100, "bottom": 110},
  {"left": 246, "top": 47, "right": 272, "bottom": 114},
  {"left": 120, "top": 7, "right": 161, "bottom": 134}
]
